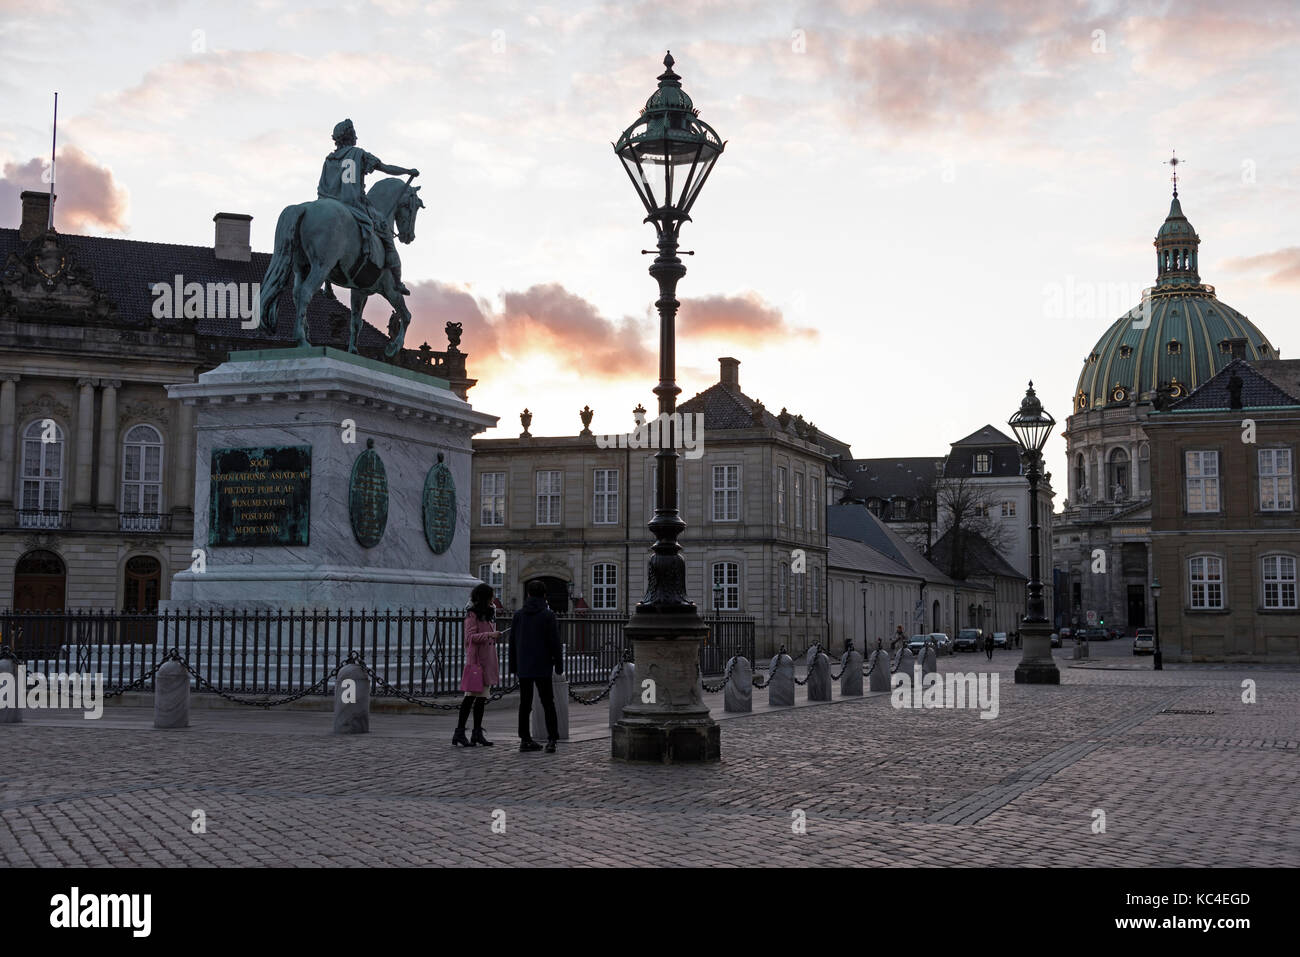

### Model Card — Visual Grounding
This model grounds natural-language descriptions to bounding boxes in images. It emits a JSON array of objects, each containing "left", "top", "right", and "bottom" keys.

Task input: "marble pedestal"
[
  {"left": 1014, "top": 620, "right": 1061, "bottom": 684},
  {"left": 162, "top": 347, "right": 498, "bottom": 612}
]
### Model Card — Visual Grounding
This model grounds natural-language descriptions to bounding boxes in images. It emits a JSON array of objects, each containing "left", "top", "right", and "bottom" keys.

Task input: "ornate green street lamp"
[
  {"left": 611, "top": 52, "right": 725, "bottom": 763},
  {"left": 1008, "top": 382, "right": 1060, "bottom": 684}
]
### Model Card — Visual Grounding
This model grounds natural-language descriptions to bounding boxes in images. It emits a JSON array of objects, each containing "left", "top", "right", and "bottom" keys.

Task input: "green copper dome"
[{"left": 1073, "top": 193, "right": 1279, "bottom": 412}]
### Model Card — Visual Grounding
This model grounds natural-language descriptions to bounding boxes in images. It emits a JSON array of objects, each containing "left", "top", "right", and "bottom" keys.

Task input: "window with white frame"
[
  {"left": 1259, "top": 449, "right": 1293, "bottom": 511},
  {"left": 778, "top": 562, "right": 788, "bottom": 612},
  {"left": 1262, "top": 555, "right": 1297, "bottom": 609},
  {"left": 535, "top": 470, "right": 562, "bottom": 525},
  {"left": 120, "top": 424, "right": 164, "bottom": 531},
  {"left": 593, "top": 468, "right": 619, "bottom": 524},
  {"left": 795, "top": 564, "right": 804, "bottom": 612},
  {"left": 480, "top": 471, "right": 506, "bottom": 526},
  {"left": 1185, "top": 451, "right": 1220, "bottom": 513},
  {"left": 776, "top": 467, "right": 786, "bottom": 524},
  {"left": 810, "top": 477, "right": 819, "bottom": 531},
  {"left": 713, "top": 464, "right": 740, "bottom": 521},
  {"left": 811, "top": 565, "right": 821, "bottom": 613},
  {"left": 19, "top": 419, "right": 64, "bottom": 528},
  {"left": 713, "top": 561, "right": 740, "bottom": 611},
  {"left": 1001, "top": 500, "right": 1016, "bottom": 517},
  {"left": 1188, "top": 555, "right": 1224, "bottom": 609},
  {"left": 591, "top": 563, "right": 618, "bottom": 609},
  {"left": 793, "top": 472, "right": 804, "bottom": 528},
  {"left": 476, "top": 562, "right": 504, "bottom": 594},
  {"left": 891, "top": 499, "right": 908, "bottom": 520},
  {"left": 974, "top": 452, "right": 991, "bottom": 473}
]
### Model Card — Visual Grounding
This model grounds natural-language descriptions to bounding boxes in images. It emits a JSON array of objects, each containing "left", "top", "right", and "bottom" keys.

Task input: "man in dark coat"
[{"left": 510, "top": 579, "right": 564, "bottom": 752}]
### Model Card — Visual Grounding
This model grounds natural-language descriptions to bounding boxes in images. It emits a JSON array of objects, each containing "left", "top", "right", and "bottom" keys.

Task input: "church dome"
[{"left": 1073, "top": 191, "right": 1279, "bottom": 413}]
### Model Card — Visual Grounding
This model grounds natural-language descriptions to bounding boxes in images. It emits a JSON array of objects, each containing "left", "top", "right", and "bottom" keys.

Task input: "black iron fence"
[{"left": 0, "top": 608, "right": 754, "bottom": 698}]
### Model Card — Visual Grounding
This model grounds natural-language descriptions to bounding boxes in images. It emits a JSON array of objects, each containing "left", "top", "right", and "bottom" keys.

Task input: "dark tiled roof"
[
  {"left": 0, "top": 226, "right": 388, "bottom": 350},
  {"left": 844, "top": 456, "right": 943, "bottom": 502},
  {"left": 826, "top": 504, "right": 957, "bottom": 586},
  {"left": 678, "top": 381, "right": 854, "bottom": 459},
  {"left": 950, "top": 424, "right": 1017, "bottom": 447},
  {"left": 1165, "top": 357, "right": 1300, "bottom": 411},
  {"left": 827, "top": 534, "right": 919, "bottom": 579},
  {"left": 929, "top": 527, "right": 1026, "bottom": 582}
]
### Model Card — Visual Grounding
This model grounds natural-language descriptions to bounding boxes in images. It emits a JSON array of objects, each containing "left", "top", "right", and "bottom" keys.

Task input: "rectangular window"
[
  {"left": 811, "top": 565, "right": 821, "bottom": 614},
  {"left": 776, "top": 467, "right": 786, "bottom": 524},
  {"left": 476, "top": 562, "right": 503, "bottom": 594},
  {"left": 793, "top": 473, "right": 804, "bottom": 529},
  {"left": 480, "top": 472, "right": 506, "bottom": 526},
  {"left": 1262, "top": 555, "right": 1297, "bottom": 609},
  {"left": 795, "top": 565, "right": 804, "bottom": 612},
  {"left": 1186, "top": 450, "right": 1220, "bottom": 513},
  {"left": 713, "top": 561, "right": 740, "bottom": 611},
  {"left": 593, "top": 468, "right": 619, "bottom": 524},
  {"left": 1259, "top": 449, "right": 1294, "bottom": 511},
  {"left": 891, "top": 499, "right": 908, "bottom": 520},
  {"left": 1001, "top": 500, "right": 1016, "bottom": 517},
  {"left": 974, "top": 453, "right": 991, "bottom": 473},
  {"left": 536, "top": 470, "right": 562, "bottom": 525},
  {"left": 810, "top": 477, "right": 820, "bottom": 531},
  {"left": 1188, "top": 555, "right": 1224, "bottom": 609},
  {"left": 778, "top": 563, "right": 788, "bottom": 612},
  {"left": 591, "top": 563, "right": 618, "bottom": 610},
  {"left": 713, "top": 465, "right": 740, "bottom": 522}
]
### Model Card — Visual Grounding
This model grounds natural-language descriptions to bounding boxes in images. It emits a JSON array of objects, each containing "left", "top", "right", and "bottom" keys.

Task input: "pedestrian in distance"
[
  {"left": 984, "top": 631, "right": 994, "bottom": 660},
  {"left": 453, "top": 582, "right": 502, "bottom": 748},
  {"left": 510, "top": 579, "right": 564, "bottom": 753}
]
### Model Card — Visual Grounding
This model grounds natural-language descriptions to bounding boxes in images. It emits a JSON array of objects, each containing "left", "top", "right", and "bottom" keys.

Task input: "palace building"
[{"left": 1052, "top": 184, "right": 1283, "bottom": 635}]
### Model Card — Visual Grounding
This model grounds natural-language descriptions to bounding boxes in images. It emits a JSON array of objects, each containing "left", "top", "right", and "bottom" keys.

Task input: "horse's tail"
[{"left": 259, "top": 205, "right": 305, "bottom": 335}]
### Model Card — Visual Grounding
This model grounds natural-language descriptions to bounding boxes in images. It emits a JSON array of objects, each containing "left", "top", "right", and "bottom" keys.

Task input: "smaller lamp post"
[
  {"left": 712, "top": 580, "right": 723, "bottom": 613},
  {"left": 1151, "top": 577, "right": 1163, "bottom": 670},
  {"left": 1008, "top": 381, "right": 1060, "bottom": 684},
  {"left": 860, "top": 575, "right": 870, "bottom": 648}
]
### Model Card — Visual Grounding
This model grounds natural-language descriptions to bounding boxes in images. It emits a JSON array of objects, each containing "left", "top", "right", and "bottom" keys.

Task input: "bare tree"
[{"left": 902, "top": 471, "right": 1011, "bottom": 578}]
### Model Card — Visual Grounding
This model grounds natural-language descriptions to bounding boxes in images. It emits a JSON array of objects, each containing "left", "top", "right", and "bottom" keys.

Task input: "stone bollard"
[
  {"left": 767, "top": 652, "right": 795, "bottom": 707},
  {"left": 333, "top": 659, "right": 370, "bottom": 734},
  {"left": 723, "top": 656, "right": 753, "bottom": 712},
  {"left": 919, "top": 644, "right": 938, "bottom": 678},
  {"left": 153, "top": 656, "right": 190, "bottom": 729},
  {"left": 0, "top": 655, "right": 21, "bottom": 724},
  {"left": 868, "top": 650, "right": 892, "bottom": 693},
  {"left": 806, "top": 648, "right": 832, "bottom": 702},
  {"left": 839, "top": 648, "right": 864, "bottom": 697},
  {"left": 532, "top": 671, "right": 570, "bottom": 741},
  {"left": 1075, "top": 640, "right": 1089, "bottom": 660},
  {"left": 608, "top": 661, "right": 636, "bottom": 728}
]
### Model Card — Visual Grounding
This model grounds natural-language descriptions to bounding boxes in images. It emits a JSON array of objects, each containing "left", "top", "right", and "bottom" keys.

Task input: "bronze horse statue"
[{"left": 258, "top": 176, "right": 424, "bottom": 357}]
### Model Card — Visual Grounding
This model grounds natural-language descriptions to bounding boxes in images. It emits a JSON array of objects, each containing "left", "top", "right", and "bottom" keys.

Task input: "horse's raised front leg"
[{"left": 348, "top": 288, "right": 367, "bottom": 354}]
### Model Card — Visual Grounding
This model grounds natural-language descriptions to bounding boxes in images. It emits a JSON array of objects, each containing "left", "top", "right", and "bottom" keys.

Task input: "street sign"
[{"left": 1086, "top": 610, "right": 1097, "bottom": 625}]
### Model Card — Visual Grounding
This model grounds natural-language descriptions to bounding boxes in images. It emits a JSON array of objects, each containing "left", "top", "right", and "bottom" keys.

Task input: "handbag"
[{"left": 462, "top": 662, "right": 485, "bottom": 694}]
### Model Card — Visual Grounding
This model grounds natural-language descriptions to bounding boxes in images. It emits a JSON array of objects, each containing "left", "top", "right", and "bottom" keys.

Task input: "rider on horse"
[{"left": 317, "top": 118, "right": 419, "bottom": 295}]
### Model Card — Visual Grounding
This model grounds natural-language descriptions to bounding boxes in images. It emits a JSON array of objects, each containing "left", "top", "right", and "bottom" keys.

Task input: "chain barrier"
[
  {"left": 701, "top": 655, "right": 739, "bottom": 694},
  {"left": 793, "top": 643, "right": 822, "bottom": 686},
  {"left": 568, "top": 665, "right": 624, "bottom": 705}
]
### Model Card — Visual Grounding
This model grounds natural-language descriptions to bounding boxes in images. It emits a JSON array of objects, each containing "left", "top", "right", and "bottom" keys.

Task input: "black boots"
[
  {"left": 470, "top": 698, "right": 492, "bottom": 746},
  {"left": 544, "top": 740, "right": 557, "bottom": 754},
  {"left": 453, "top": 697, "right": 474, "bottom": 747},
  {"left": 519, "top": 739, "right": 543, "bottom": 752}
]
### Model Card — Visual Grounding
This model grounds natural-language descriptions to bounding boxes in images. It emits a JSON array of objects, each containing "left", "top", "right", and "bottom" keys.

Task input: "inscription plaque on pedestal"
[
  {"left": 422, "top": 453, "right": 456, "bottom": 555},
  {"left": 209, "top": 445, "right": 311, "bottom": 547},
  {"left": 348, "top": 442, "right": 388, "bottom": 548}
]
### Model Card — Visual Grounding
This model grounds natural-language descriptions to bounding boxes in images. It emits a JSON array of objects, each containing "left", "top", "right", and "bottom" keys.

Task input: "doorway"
[
  {"left": 1127, "top": 584, "right": 1146, "bottom": 629},
  {"left": 526, "top": 576, "right": 569, "bottom": 614},
  {"left": 11, "top": 549, "right": 67, "bottom": 651}
]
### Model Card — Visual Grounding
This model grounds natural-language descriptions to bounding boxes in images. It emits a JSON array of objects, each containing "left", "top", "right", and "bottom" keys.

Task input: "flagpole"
[{"left": 48, "top": 92, "right": 58, "bottom": 232}]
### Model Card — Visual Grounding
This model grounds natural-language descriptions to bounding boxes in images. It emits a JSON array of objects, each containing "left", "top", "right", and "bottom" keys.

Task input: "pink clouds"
[
  {"left": 679, "top": 291, "right": 815, "bottom": 341},
  {"left": 0, "top": 145, "right": 129, "bottom": 233},
  {"left": 1223, "top": 247, "right": 1300, "bottom": 287}
]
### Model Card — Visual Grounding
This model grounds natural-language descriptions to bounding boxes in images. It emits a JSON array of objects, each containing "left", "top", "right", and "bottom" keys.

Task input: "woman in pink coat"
[{"left": 454, "top": 583, "right": 503, "bottom": 747}]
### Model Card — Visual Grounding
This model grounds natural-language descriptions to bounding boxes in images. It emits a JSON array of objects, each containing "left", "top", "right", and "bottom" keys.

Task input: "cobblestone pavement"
[{"left": 2, "top": 651, "right": 1297, "bottom": 867}]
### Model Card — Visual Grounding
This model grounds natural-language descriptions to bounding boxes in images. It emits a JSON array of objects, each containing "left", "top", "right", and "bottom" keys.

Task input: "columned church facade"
[{"left": 1052, "top": 187, "right": 1282, "bottom": 634}]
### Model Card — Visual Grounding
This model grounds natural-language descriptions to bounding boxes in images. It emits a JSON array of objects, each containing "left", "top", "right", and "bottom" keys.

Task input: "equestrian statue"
[{"left": 259, "top": 118, "right": 424, "bottom": 357}]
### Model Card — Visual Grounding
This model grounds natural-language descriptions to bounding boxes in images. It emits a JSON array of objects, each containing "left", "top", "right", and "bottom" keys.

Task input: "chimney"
[
  {"left": 20, "top": 191, "right": 54, "bottom": 240},
  {"left": 718, "top": 356, "right": 740, "bottom": 390},
  {"left": 213, "top": 212, "right": 253, "bottom": 262}
]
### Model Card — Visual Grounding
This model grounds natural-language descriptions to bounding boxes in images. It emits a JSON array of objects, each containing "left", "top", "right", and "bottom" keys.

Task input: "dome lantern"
[{"left": 1154, "top": 152, "right": 1200, "bottom": 288}]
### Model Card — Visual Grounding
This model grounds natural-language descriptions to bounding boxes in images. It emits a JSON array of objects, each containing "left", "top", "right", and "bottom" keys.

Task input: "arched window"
[
  {"left": 19, "top": 419, "right": 65, "bottom": 529},
  {"left": 121, "top": 424, "right": 164, "bottom": 530},
  {"left": 1107, "top": 448, "right": 1130, "bottom": 500},
  {"left": 1262, "top": 555, "right": 1297, "bottom": 610},
  {"left": 1138, "top": 443, "right": 1150, "bottom": 493},
  {"left": 1188, "top": 555, "right": 1224, "bottom": 609},
  {"left": 932, "top": 599, "right": 941, "bottom": 632}
]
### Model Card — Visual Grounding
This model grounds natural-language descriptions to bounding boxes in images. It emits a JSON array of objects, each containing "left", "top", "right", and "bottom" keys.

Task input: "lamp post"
[
  {"left": 1008, "top": 381, "right": 1060, "bottom": 684},
  {"left": 611, "top": 52, "right": 725, "bottom": 763},
  {"left": 860, "top": 574, "right": 870, "bottom": 649},
  {"left": 712, "top": 580, "right": 723, "bottom": 613},
  {"left": 1151, "top": 577, "right": 1162, "bottom": 670}
]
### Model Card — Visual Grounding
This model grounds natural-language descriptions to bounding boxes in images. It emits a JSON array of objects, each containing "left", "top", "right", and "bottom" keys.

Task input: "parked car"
[
  {"left": 907, "top": 634, "right": 931, "bottom": 655},
  {"left": 929, "top": 633, "right": 954, "bottom": 655},
  {"left": 1078, "top": 627, "right": 1107, "bottom": 642},
  {"left": 1050, "top": 632, "right": 1062, "bottom": 648},
  {"left": 954, "top": 628, "right": 982, "bottom": 652},
  {"left": 1133, "top": 628, "right": 1155, "bottom": 655},
  {"left": 1059, "top": 627, "right": 1073, "bottom": 641},
  {"left": 992, "top": 631, "right": 1008, "bottom": 648}
]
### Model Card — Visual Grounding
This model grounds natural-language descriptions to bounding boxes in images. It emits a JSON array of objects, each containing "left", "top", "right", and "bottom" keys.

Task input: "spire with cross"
[{"left": 1165, "top": 150, "right": 1183, "bottom": 197}]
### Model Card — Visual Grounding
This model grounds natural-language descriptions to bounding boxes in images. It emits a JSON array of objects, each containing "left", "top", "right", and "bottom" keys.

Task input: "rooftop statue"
[{"left": 259, "top": 118, "right": 423, "bottom": 357}]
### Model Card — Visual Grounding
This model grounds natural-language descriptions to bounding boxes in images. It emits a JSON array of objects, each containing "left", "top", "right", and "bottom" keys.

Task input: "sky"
[{"left": 2, "top": 0, "right": 1298, "bottom": 484}]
